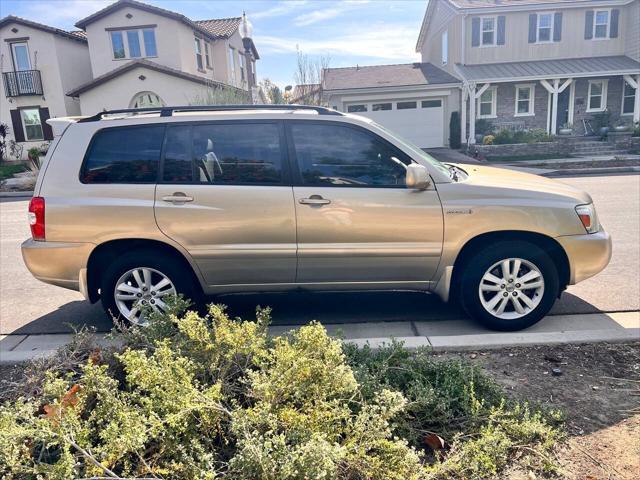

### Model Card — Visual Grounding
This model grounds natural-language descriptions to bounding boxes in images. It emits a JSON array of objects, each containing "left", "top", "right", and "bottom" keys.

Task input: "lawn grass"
[
  {"left": 487, "top": 153, "right": 573, "bottom": 163},
  {"left": 0, "top": 164, "right": 27, "bottom": 180}
]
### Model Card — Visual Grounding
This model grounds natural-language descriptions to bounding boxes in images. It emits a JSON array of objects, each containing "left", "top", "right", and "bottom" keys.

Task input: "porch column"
[
  {"left": 461, "top": 87, "right": 468, "bottom": 145},
  {"left": 468, "top": 83, "right": 476, "bottom": 145},
  {"left": 625, "top": 74, "right": 640, "bottom": 124},
  {"left": 540, "top": 78, "right": 573, "bottom": 135}
]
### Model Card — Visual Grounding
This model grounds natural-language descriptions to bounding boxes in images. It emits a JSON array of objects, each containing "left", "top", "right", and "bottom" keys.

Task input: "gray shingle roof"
[
  {"left": 323, "top": 63, "right": 460, "bottom": 91},
  {"left": 456, "top": 55, "right": 640, "bottom": 82},
  {"left": 448, "top": 0, "right": 607, "bottom": 9}
]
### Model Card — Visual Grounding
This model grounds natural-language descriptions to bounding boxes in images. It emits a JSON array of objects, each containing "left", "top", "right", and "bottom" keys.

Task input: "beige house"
[
  {"left": 417, "top": 0, "right": 640, "bottom": 143},
  {"left": 68, "top": 0, "right": 259, "bottom": 113},
  {"left": 0, "top": 16, "right": 92, "bottom": 154}
]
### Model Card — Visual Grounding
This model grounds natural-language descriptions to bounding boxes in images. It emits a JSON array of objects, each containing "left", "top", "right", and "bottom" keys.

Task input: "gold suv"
[{"left": 22, "top": 105, "right": 611, "bottom": 331}]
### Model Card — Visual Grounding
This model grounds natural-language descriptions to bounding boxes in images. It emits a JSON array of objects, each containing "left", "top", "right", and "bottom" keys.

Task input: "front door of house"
[{"left": 556, "top": 89, "right": 570, "bottom": 129}]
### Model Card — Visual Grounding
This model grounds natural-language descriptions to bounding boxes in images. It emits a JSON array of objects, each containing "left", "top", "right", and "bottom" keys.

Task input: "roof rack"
[{"left": 77, "top": 104, "right": 343, "bottom": 122}]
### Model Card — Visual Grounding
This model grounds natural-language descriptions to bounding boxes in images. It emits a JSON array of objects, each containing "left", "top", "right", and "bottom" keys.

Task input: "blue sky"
[{"left": 0, "top": 0, "right": 427, "bottom": 87}]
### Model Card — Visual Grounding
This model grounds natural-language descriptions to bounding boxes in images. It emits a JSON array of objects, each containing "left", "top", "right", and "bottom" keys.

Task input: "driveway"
[{"left": 1, "top": 173, "right": 638, "bottom": 336}]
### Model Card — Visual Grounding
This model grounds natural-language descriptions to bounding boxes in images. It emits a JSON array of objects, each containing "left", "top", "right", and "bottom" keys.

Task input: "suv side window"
[
  {"left": 80, "top": 125, "right": 164, "bottom": 183},
  {"left": 289, "top": 122, "right": 409, "bottom": 187},
  {"left": 163, "top": 122, "right": 284, "bottom": 185}
]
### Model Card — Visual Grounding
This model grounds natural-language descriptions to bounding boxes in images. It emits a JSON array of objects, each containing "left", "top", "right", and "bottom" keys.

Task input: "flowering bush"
[{"left": 0, "top": 300, "right": 561, "bottom": 479}]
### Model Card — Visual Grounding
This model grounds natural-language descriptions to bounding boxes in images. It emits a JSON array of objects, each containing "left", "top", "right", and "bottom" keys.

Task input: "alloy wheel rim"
[
  {"left": 114, "top": 267, "right": 176, "bottom": 325},
  {"left": 478, "top": 258, "right": 544, "bottom": 320}
]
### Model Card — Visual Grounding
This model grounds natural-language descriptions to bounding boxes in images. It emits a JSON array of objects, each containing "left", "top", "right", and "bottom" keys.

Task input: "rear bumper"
[
  {"left": 21, "top": 239, "right": 93, "bottom": 297},
  {"left": 556, "top": 229, "right": 612, "bottom": 284}
]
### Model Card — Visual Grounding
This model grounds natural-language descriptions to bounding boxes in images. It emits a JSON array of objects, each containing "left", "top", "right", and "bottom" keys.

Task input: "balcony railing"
[{"left": 2, "top": 70, "right": 43, "bottom": 97}]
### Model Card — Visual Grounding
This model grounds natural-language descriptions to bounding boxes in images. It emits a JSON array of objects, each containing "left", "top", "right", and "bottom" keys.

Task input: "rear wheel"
[
  {"left": 459, "top": 241, "right": 559, "bottom": 331},
  {"left": 100, "top": 250, "right": 198, "bottom": 326}
]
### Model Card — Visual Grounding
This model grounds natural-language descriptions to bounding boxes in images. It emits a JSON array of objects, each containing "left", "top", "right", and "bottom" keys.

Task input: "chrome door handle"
[
  {"left": 162, "top": 192, "right": 194, "bottom": 203},
  {"left": 299, "top": 195, "right": 331, "bottom": 205}
]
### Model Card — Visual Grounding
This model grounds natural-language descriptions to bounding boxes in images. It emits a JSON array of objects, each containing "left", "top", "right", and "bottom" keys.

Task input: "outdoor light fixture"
[{"left": 239, "top": 12, "right": 253, "bottom": 41}]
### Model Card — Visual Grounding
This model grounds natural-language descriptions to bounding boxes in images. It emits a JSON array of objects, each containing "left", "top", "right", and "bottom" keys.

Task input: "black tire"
[
  {"left": 459, "top": 241, "right": 559, "bottom": 331},
  {"left": 100, "top": 249, "right": 199, "bottom": 324}
]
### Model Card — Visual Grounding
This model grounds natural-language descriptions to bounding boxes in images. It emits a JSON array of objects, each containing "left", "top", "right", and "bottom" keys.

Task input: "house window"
[
  {"left": 10, "top": 42, "right": 31, "bottom": 70},
  {"left": 422, "top": 99, "right": 442, "bottom": 108},
  {"left": 372, "top": 103, "right": 392, "bottom": 111},
  {"left": 594, "top": 10, "right": 609, "bottom": 38},
  {"left": 442, "top": 30, "right": 448, "bottom": 64},
  {"left": 20, "top": 108, "right": 44, "bottom": 141},
  {"left": 537, "top": 13, "right": 553, "bottom": 42},
  {"left": 228, "top": 46, "right": 236, "bottom": 82},
  {"left": 587, "top": 80, "right": 607, "bottom": 112},
  {"left": 622, "top": 81, "right": 636, "bottom": 115},
  {"left": 129, "top": 91, "right": 165, "bottom": 108},
  {"left": 195, "top": 38, "right": 203, "bottom": 71},
  {"left": 481, "top": 17, "right": 496, "bottom": 45},
  {"left": 204, "top": 42, "right": 211, "bottom": 69},
  {"left": 477, "top": 87, "right": 497, "bottom": 118},
  {"left": 109, "top": 28, "right": 157, "bottom": 59},
  {"left": 347, "top": 104, "right": 367, "bottom": 113},
  {"left": 515, "top": 84, "right": 535, "bottom": 116},
  {"left": 240, "top": 53, "right": 246, "bottom": 81},
  {"left": 397, "top": 101, "right": 417, "bottom": 109}
]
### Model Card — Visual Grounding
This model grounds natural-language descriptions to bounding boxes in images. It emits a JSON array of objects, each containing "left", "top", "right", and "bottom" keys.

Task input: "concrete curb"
[
  {"left": 543, "top": 166, "right": 640, "bottom": 177},
  {"left": 2, "top": 312, "right": 638, "bottom": 364},
  {"left": 0, "top": 191, "right": 33, "bottom": 198}
]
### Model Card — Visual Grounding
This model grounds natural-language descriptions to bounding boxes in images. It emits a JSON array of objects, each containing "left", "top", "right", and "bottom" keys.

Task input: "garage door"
[{"left": 346, "top": 99, "right": 444, "bottom": 148}]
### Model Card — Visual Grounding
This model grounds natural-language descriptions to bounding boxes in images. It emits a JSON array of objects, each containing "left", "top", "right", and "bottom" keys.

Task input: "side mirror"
[{"left": 405, "top": 163, "right": 431, "bottom": 190}]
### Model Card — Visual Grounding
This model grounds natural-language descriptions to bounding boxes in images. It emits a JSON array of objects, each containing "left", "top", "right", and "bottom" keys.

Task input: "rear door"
[
  {"left": 154, "top": 121, "right": 296, "bottom": 287},
  {"left": 287, "top": 120, "right": 444, "bottom": 285}
]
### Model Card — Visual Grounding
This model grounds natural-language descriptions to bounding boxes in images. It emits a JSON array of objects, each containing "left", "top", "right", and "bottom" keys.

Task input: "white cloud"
[
  {"left": 20, "top": 0, "right": 111, "bottom": 28},
  {"left": 252, "top": 1, "right": 309, "bottom": 20},
  {"left": 255, "top": 24, "right": 419, "bottom": 61},
  {"left": 293, "top": 0, "right": 370, "bottom": 27}
]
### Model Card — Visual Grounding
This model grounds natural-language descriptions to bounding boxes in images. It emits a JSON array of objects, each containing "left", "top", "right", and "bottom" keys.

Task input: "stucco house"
[
  {"left": 67, "top": 0, "right": 259, "bottom": 114},
  {"left": 324, "top": 0, "right": 640, "bottom": 148},
  {"left": 0, "top": 16, "right": 92, "bottom": 153}
]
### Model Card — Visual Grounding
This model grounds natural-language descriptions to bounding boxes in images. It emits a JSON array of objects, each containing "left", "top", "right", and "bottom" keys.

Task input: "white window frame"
[
  {"left": 441, "top": 30, "right": 448, "bottom": 65},
  {"left": 20, "top": 108, "right": 44, "bottom": 141},
  {"left": 240, "top": 53, "right": 246, "bottom": 82},
  {"left": 477, "top": 86, "right": 497, "bottom": 118},
  {"left": 10, "top": 41, "right": 32, "bottom": 70},
  {"left": 194, "top": 37, "right": 204, "bottom": 71},
  {"left": 514, "top": 84, "right": 535, "bottom": 117},
  {"left": 621, "top": 80, "right": 636, "bottom": 115},
  {"left": 593, "top": 9, "right": 610, "bottom": 39},
  {"left": 480, "top": 16, "right": 497, "bottom": 46},
  {"left": 109, "top": 28, "right": 157, "bottom": 60},
  {"left": 587, "top": 79, "right": 608, "bottom": 112},
  {"left": 536, "top": 12, "right": 554, "bottom": 43},
  {"left": 204, "top": 41, "right": 212, "bottom": 70},
  {"left": 228, "top": 46, "right": 237, "bottom": 84}
]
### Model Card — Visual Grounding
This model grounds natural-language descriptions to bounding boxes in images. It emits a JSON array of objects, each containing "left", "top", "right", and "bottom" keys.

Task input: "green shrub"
[
  {"left": 492, "top": 128, "right": 552, "bottom": 145},
  {"left": 0, "top": 303, "right": 561, "bottom": 479},
  {"left": 449, "top": 112, "right": 461, "bottom": 149}
]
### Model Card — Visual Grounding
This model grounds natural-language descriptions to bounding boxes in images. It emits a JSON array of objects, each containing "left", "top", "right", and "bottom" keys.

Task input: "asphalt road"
[{"left": 1, "top": 173, "right": 638, "bottom": 335}]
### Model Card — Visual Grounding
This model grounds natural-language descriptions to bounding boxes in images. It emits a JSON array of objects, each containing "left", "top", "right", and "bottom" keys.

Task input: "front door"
[
  {"left": 154, "top": 121, "right": 296, "bottom": 287},
  {"left": 556, "top": 88, "right": 570, "bottom": 129},
  {"left": 287, "top": 121, "right": 443, "bottom": 284}
]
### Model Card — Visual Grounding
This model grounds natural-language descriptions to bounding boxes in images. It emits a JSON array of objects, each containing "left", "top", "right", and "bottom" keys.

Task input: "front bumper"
[
  {"left": 21, "top": 239, "right": 93, "bottom": 296},
  {"left": 556, "top": 229, "right": 612, "bottom": 284}
]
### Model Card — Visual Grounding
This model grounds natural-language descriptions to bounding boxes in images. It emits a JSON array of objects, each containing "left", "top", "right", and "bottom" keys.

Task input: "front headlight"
[{"left": 575, "top": 203, "right": 600, "bottom": 234}]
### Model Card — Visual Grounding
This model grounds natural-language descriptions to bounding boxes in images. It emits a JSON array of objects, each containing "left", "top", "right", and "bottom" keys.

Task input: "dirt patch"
[{"left": 440, "top": 342, "right": 640, "bottom": 479}]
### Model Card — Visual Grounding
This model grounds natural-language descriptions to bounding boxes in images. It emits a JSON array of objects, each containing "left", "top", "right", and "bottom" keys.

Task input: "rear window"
[{"left": 80, "top": 125, "right": 164, "bottom": 183}]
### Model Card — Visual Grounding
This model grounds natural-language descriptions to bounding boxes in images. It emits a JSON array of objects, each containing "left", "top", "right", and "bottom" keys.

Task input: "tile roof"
[
  {"left": 66, "top": 58, "right": 235, "bottom": 97},
  {"left": 195, "top": 18, "right": 241, "bottom": 39},
  {"left": 0, "top": 15, "right": 88, "bottom": 43},
  {"left": 323, "top": 63, "right": 460, "bottom": 91},
  {"left": 456, "top": 55, "right": 640, "bottom": 82}
]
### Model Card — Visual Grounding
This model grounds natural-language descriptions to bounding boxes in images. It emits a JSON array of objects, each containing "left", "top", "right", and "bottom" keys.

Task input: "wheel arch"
[
  {"left": 86, "top": 238, "right": 203, "bottom": 303},
  {"left": 449, "top": 230, "right": 570, "bottom": 302}
]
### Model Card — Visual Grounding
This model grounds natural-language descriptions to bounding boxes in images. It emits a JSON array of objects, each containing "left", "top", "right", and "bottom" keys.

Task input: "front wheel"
[
  {"left": 100, "top": 250, "right": 198, "bottom": 326},
  {"left": 459, "top": 242, "right": 559, "bottom": 331}
]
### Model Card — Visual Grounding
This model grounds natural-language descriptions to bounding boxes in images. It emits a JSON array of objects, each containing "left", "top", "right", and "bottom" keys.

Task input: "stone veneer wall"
[{"left": 470, "top": 141, "right": 571, "bottom": 158}]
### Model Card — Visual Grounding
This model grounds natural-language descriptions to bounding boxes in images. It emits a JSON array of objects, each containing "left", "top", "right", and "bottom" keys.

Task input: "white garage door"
[{"left": 346, "top": 99, "right": 444, "bottom": 148}]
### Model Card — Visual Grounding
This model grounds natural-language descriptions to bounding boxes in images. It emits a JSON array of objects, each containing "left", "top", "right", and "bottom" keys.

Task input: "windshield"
[{"left": 371, "top": 122, "right": 452, "bottom": 179}]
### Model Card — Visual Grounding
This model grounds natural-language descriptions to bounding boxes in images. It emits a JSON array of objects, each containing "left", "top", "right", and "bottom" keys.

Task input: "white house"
[
  {"left": 0, "top": 16, "right": 92, "bottom": 153},
  {"left": 68, "top": 0, "right": 260, "bottom": 114}
]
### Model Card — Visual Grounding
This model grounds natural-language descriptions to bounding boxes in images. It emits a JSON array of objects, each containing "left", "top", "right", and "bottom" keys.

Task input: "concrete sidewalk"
[{"left": 2, "top": 311, "right": 638, "bottom": 364}]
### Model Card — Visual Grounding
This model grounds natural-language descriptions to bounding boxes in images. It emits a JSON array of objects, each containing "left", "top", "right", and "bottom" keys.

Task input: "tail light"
[{"left": 28, "top": 196, "right": 45, "bottom": 241}]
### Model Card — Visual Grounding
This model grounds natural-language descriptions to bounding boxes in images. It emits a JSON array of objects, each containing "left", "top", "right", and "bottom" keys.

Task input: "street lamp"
[{"left": 239, "top": 12, "right": 255, "bottom": 104}]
